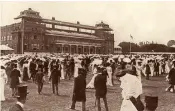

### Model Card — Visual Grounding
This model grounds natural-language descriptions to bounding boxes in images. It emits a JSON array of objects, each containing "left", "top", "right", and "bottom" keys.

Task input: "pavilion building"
[{"left": 0, "top": 8, "right": 114, "bottom": 54}]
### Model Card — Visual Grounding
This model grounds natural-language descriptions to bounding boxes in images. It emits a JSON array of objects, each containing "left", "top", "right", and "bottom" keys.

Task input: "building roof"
[
  {"left": 45, "top": 30, "right": 104, "bottom": 40},
  {"left": 96, "top": 21, "right": 113, "bottom": 31},
  {"left": 42, "top": 19, "right": 96, "bottom": 30},
  {"left": 0, "top": 45, "right": 14, "bottom": 51},
  {"left": 15, "top": 8, "right": 42, "bottom": 19}
]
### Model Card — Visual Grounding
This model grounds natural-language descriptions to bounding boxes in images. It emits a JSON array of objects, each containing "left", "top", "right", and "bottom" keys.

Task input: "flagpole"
[
  {"left": 130, "top": 34, "right": 132, "bottom": 55},
  {"left": 130, "top": 41, "right": 131, "bottom": 55}
]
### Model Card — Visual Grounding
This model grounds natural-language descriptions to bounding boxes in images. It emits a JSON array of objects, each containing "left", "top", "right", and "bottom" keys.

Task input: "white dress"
[
  {"left": 86, "top": 68, "right": 97, "bottom": 88},
  {"left": 165, "top": 61, "right": 170, "bottom": 74},
  {"left": 74, "top": 63, "right": 81, "bottom": 78},
  {"left": 61, "top": 64, "right": 65, "bottom": 80},
  {"left": 0, "top": 69, "right": 7, "bottom": 101},
  {"left": 136, "top": 65, "right": 142, "bottom": 81},
  {"left": 106, "top": 66, "right": 113, "bottom": 86},
  {"left": 120, "top": 74, "right": 143, "bottom": 111},
  {"left": 150, "top": 63, "right": 154, "bottom": 77}
]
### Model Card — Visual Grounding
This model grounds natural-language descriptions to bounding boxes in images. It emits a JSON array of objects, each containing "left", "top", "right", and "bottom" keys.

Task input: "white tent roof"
[{"left": 0, "top": 45, "right": 14, "bottom": 51}]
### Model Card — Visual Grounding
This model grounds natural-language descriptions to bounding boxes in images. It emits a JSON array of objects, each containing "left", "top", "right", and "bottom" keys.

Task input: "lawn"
[{"left": 1, "top": 74, "right": 175, "bottom": 111}]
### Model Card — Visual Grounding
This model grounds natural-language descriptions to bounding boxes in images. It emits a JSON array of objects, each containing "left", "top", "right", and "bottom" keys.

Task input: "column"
[
  {"left": 82, "top": 46, "right": 84, "bottom": 54},
  {"left": 88, "top": 46, "right": 90, "bottom": 54},
  {"left": 95, "top": 47, "right": 96, "bottom": 54},
  {"left": 63, "top": 45, "right": 65, "bottom": 53},
  {"left": 61, "top": 44, "right": 63, "bottom": 53},
  {"left": 76, "top": 45, "right": 78, "bottom": 54},
  {"left": 21, "top": 18, "right": 25, "bottom": 54},
  {"left": 69, "top": 45, "right": 72, "bottom": 54}
]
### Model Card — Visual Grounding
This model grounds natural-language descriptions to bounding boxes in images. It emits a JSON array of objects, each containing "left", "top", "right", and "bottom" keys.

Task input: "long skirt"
[
  {"left": 61, "top": 64, "right": 65, "bottom": 80},
  {"left": 107, "top": 72, "right": 113, "bottom": 86},
  {"left": 23, "top": 67, "right": 29, "bottom": 81},
  {"left": 120, "top": 99, "right": 137, "bottom": 111},
  {"left": 150, "top": 67, "right": 154, "bottom": 77},
  {"left": 0, "top": 79, "right": 5, "bottom": 101},
  {"left": 86, "top": 74, "right": 98, "bottom": 88}
]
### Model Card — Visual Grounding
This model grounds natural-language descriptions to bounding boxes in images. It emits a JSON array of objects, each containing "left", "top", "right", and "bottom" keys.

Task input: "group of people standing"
[{"left": 0, "top": 53, "right": 175, "bottom": 111}]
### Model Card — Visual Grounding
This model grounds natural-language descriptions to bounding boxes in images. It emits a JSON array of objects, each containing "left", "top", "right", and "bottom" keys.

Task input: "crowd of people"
[{"left": 0, "top": 53, "right": 175, "bottom": 111}]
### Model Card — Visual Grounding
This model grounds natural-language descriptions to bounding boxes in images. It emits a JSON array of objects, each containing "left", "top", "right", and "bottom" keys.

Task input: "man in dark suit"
[
  {"left": 29, "top": 59, "right": 37, "bottom": 82},
  {"left": 9, "top": 84, "right": 28, "bottom": 111},
  {"left": 70, "top": 68, "right": 86, "bottom": 111},
  {"left": 49, "top": 65, "right": 61, "bottom": 95},
  {"left": 94, "top": 66, "right": 109, "bottom": 111}
]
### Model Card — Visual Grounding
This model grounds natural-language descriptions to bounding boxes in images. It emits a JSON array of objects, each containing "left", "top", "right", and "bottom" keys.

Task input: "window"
[
  {"left": 31, "top": 44, "right": 39, "bottom": 50},
  {"left": 24, "top": 44, "right": 27, "bottom": 50},
  {"left": 41, "top": 45, "right": 44, "bottom": 50},
  {"left": 55, "top": 25, "right": 62, "bottom": 29},
  {"left": 7, "top": 36, "right": 9, "bottom": 40},
  {"left": 46, "top": 24, "right": 52, "bottom": 28},
  {"left": 4, "top": 36, "right": 6, "bottom": 41},
  {"left": 34, "top": 35, "right": 37, "bottom": 39},
  {"left": 9, "top": 36, "right": 12, "bottom": 40}
]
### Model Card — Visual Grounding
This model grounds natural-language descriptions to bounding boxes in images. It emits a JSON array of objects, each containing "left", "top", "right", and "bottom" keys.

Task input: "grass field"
[{"left": 1, "top": 74, "right": 175, "bottom": 111}]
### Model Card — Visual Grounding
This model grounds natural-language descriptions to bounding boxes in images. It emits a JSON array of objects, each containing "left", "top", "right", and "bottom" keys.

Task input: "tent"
[{"left": 0, "top": 45, "right": 14, "bottom": 51}]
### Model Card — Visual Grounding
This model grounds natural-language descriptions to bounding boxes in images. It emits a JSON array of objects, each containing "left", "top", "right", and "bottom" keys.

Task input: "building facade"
[{"left": 0, "top": 8, "right": 114, "bottom": 54}]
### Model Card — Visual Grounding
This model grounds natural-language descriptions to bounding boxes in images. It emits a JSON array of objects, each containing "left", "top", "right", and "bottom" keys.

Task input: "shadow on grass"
[
  {"left": 143, "top": 85, "right": 158, "bottom": 89},
  {"left": 59, "top": 94, "right": 70, "bottom": 98},
  {"left": 41, "top": 93, "right": 52, "bottom": 96}
]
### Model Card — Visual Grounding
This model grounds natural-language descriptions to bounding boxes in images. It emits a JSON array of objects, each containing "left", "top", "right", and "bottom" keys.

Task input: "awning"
[{"left": 0, "top": 45, "right": 14, "bottom": 51}]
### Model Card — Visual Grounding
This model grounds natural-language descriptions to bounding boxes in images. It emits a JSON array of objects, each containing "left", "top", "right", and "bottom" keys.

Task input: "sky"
[{"left": 1, "top": 1, "right": 175, "bottom": 46}]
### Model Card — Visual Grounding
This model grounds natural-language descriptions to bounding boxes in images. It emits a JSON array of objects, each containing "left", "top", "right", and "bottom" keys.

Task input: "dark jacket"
[
  {"left": 10, "top": 69, "right": 21, "bottom": 88},
  {"left": 9, "top": 103, "right": 23, "bottom": 111},
  {"left": 72, "top": 74, "right": 86, "bottom": 102},
  {"left": 49, "top": 69, "right": 61, "bottom": 84},
  {"left": 94, "top": 73, "right": 107, "bottom": 98},
  {"left": 168, "top": 68, "right": 175, "bottom": 85},
  {"left": 154, "top": 62, "right": 159, "bottom": 72},
  {"left": 29, "top": 62, "right": 36, "bottom": 71},
  {"left": 145, "top": 64, "right": 151, "bottom": 74},
  {"left": 35, "top": 71, "right": 44, "bottom": 83}
]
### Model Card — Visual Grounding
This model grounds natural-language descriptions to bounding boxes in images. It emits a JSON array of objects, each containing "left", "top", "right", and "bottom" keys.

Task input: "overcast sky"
[{"left": 1, "top": 1, "right": 175, "bottom": 46}]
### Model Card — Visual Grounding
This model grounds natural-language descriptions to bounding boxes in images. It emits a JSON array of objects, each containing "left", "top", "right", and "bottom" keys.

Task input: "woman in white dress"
[
  {"left": 61, "top": 63, "right": 65, "bottom": 80},
  {"left": 136, "top": 60, "right": 143, "bottom": 81},
  {"left": 150, "top": 60, "right": 154, "bottom": 77},
  {"left": 117, "top": 58, "right": 143, "bottom": 111},
  {"left": 0, "top": 66, "right": 7, "bottom": 101},
  {"left": 86, "top": 64, "right": 98, "bottom": 88},
  {"left": 165, "top": 60, "right": 170, "bottom": 74},
  {"left": 106, "top": 63, "right": 113, "bottom": 86}
]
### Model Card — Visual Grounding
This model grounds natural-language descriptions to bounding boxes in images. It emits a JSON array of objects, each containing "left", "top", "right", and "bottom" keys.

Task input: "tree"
[
  {"left": 118, "top": 42, "right": 140, "bottom": 53},
  {"left": 167, "top": 40, "right": 175, "bottom": 47}
]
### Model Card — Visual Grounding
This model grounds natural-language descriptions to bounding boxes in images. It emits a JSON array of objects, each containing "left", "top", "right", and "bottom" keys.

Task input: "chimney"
[
  {"left": 52, "top": 17, "right": 55, "bottom": 29},
  {"left": 52, "top": 17, "right": 55, "bottom": 20},
  {"left": 77, "top": 21, "right": 80, "bottom": 32}
]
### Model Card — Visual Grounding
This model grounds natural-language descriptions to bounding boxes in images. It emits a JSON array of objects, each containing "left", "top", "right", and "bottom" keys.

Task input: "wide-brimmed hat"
[{"left": 123, "top": 58, "right": 131, "bottom": 63}]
